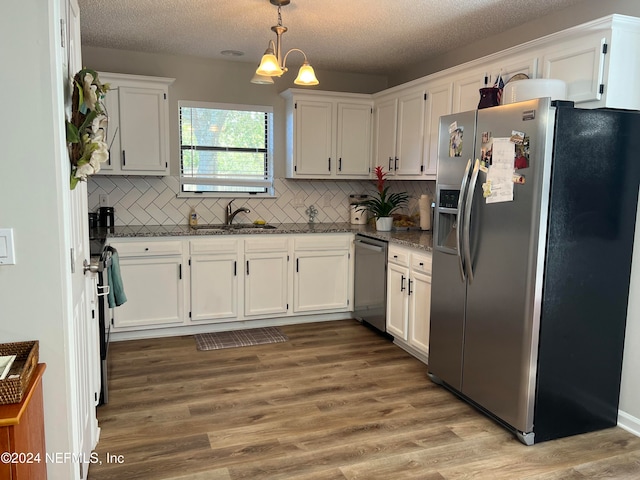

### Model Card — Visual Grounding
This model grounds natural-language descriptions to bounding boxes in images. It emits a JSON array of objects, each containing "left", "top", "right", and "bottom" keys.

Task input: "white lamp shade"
[
  {"left": 251, "top": 73, "right": 274, "bottom": 85},
  {"left": 256, "top": 53, "right": 283, "bottom": 76},
  {"left": 294, "top": 63, "right": 319, "bottom": 86}
]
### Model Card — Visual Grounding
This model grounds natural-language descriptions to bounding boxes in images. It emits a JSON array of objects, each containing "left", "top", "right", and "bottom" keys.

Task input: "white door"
[
  {"left": 294, "top": 100, "right": 334, "bottom": 176},
  {"left": 395, "top": 89, "right": 425, "bottom": 176},
  {"left": 294, "top": 250, "right": 350, "bottom": 313},
  {"left": 190, "top": 254, "right": 238, "bottom": 321},
  {"left": 64, "top": 0, "right": 99, "bottom": 477},
  {"left": 386, "top": 262, "right": 409, "bottom": 341},
  {"left": 374, "top": 97, "right": 398, "bottom": 174},
  {"left": 244, "top": 252, "right": 289, "bottom": 316},
  {"left": 408, "top": 269, "right": 431, "bottom": 355},
  {"left": 336, "top": 102, "right": 372, "bottom": 177}
]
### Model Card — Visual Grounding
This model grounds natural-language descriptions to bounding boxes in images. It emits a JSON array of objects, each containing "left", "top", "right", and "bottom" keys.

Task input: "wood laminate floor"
[{"left": 89, "top": 320, "right": 640, "bottom": 480}]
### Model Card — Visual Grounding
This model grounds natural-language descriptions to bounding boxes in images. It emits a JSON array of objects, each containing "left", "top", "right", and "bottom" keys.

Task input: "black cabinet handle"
[
  {"left": 388, "top": 157, "right": 393, "bottom": 171},
  {"left": 400, "top": 275, "right": 406, "bottom": 292},
  {"left": 339, "top": 158, "right": 342, "bottom": 171},
  {"left": 394, "top": 157, "right": 399, "bottom": 171},
  {"left": 328, "top": 158, "right": 331, "bottom": 171},
  {"left": 179, "top": 264, "right": 182, "bottom": 280},
  {"left": 246, "top": 260, "right": 249, "bottom": 275},
  {"left": 234, "top": 261, "right": 237, "bottom": 276},
  {"left": 296, "top": 258, "right": 299, "bottom": 272},
  {"left": 122, "top": 150, "right": 126, "bottom": 166},
  {"left": 408, "top": 279, "right": 413, "bottom": 296}
]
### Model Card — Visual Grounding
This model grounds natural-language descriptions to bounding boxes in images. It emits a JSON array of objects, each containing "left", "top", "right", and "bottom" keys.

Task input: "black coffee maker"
[{"left": 98, "top": 207, "right": 115, "bottom": 232}]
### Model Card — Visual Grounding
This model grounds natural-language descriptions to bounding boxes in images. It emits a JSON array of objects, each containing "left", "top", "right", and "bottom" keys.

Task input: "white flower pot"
[{"left": 375, "top": 216, "right": 393, "bottom": 231}]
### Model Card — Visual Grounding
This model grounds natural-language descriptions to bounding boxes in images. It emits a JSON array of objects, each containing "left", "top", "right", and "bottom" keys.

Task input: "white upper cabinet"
[
  {"left": 282, "top": 89, "right": 373, "bottom": 179},
  {"left": 374, "top": 82, "right": 452, "bottom": 180},
  {"left": 422, "top": 81, "right": 453, "bottom": 177},
  {"left": 539, "top": 15, "right": 640, "bottom": 109},
  {"left": 374, "top": 86, "right": 427, "bottom": 179},
  {"left": 98, "top": 72, "right": 174, "bottom": 176}
]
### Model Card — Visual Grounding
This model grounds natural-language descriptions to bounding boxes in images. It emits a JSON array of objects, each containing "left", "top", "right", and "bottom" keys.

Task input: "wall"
[
  {"left": 391, "top": 0, "right": 640, "bottom": 86},
  {"left": 0, "top": 0, "right": 77, "bottom": 478},
  {"left": 83, "top": 46, "right": 433, "bottom": 226}
]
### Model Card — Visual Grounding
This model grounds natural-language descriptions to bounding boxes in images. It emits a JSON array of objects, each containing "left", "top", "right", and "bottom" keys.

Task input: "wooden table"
[{"left": 0, "top": 363, "right": 47, "bottom": 480}]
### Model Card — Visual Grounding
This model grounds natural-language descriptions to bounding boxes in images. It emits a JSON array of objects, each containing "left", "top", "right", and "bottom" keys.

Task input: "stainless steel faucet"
[{"left": 225, "top": 199, "right": 250, "bottom": 225}]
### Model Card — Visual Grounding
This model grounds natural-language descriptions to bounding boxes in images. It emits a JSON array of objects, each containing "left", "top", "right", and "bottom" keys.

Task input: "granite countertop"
[{"left": 92, "top": 222, "right": 433, "bottom": 252}]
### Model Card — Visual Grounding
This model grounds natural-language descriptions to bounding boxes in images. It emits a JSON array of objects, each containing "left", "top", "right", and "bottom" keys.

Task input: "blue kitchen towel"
[{"left": 107, "top": 249, "right": 127, "bottom": 308}]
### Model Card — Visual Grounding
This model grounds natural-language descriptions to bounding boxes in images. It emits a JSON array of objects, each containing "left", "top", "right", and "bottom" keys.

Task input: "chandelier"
[{"left": 253, "top": 0, "right": 319, "bottom": 86}]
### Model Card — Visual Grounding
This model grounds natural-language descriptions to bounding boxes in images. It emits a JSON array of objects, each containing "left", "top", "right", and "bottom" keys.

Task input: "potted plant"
[{"left": 357, "top": 166, "right": 408, "bottom": 231}]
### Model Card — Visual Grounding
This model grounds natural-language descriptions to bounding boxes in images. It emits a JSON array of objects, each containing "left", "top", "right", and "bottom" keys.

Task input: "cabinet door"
[
  {"left": 119, "top": 86, "right": 168, "bottom": 173},
  {"left": 453, "top": 70, "right": 485, "bottom": 113},
  {"left": 114, "top": 256, "right": 184, "bottom": 328},
  {"left": 294, "top": 250, "right": 350, "bottom": 312},
  {"left": 293, "top": 100, "right": 333, "bottom": 176},
  {"left": 244, "top": 252, "right": 288, "bottom": 316},
  {"left": 386, "top": 262, "right": 409, "bottom": 341},
  {"left": 542, "top": 33, "right": 606, "bottom": 104},
  {"left": 336, "top": 102, "right": 372, "bottom": 177},
  {"left": 374, "top": 97, "right": 398, "bottom": 174},
  {"left": 395, "top": 90, "right": 425, "bottom": 176},
  {"left": 408, "top": 269, "right": 431, "bottom": 355},
  {"left": 100, "top": 86, "right": 120, "bottom": 172},
  {"left": 423, "top": 83, "right": 452, "bottom": 177},
  {"left": 190, "top": 254, "right": 238, "bottom": 321}
]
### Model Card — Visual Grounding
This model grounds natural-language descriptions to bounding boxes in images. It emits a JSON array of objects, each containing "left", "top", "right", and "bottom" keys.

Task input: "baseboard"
[
  {"left": 110, "top": 312, "right": 353, "bottom": 341},
  {"left": 618, "top": 409, "right": 640, "bottom": 437},
  {"left": 392, "top": 338, "right": 429, "bottom": 365}
]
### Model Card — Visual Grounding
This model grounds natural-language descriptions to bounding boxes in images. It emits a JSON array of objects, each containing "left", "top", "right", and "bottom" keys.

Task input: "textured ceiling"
[{"left": 78, "top": 0, "right": 585, "bottom": 76}]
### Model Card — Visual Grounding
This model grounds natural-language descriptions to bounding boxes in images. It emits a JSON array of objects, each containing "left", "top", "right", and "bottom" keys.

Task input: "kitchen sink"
[{"left": 191, "top": 224, "right": 277, "bottom": 231}]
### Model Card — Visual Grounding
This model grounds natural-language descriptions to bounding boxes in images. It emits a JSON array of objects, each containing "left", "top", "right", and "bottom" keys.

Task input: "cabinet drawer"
[
  {"left": 411, "top": 252, "right": 432, "bottom": 274},
  {"left": 294, "top": 234, "right": 352, "bottom": 251},
  {"left": 245, "top": 236, "right": 289, "bottom": 253},
  {"left": 190, "top": 238, "right": 238, "bottom": 255},
  {"left": 112, "top": 240, "right": 183, "bottom": 257},
  {"left": 388, "top": 245, "right": 409, "bottom": 266}
]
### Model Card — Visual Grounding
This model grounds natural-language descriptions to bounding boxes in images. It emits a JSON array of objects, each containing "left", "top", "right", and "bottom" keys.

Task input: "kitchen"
[{"left": 3, "top": 0, "right": 640, "bottom": 479}]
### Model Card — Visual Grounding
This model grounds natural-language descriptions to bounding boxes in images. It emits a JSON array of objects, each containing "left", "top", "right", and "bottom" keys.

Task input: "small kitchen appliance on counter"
[{"left": 349, "top": 195, "right": 369, "bottom": 225}]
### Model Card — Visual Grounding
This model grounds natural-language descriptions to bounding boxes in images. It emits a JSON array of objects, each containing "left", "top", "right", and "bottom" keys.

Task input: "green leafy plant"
[
  {"left": 66, "top": 68, "right": 110, "bottom": 189},
  {"left": 357, "top": 166, "right": 408, "bottom": 218}
]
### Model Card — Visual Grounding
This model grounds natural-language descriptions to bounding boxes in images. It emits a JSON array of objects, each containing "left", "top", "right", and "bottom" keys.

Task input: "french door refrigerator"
[{"left": 429, "top": 97, "right": 640, "bottom": 445}]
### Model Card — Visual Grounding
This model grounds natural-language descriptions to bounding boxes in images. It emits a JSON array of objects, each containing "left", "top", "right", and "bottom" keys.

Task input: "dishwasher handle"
[{"left": 355, "top": 239, "right": 385, "bottom": 253}]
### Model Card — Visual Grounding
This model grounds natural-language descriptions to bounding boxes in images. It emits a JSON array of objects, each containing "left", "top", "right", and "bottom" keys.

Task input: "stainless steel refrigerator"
[{"left": 429, "top": 97, "right": 640, "bottom": 445}]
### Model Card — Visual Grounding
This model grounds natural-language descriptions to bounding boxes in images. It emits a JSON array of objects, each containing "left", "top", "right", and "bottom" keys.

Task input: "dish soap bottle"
[{"left": 189, "top": 207, "right": 198, "bottom": 227}]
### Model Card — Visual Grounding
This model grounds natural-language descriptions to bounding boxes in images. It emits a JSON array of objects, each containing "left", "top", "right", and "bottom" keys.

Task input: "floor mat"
[{"left": 194, "top": 327, "right": 288, "bottom": 351}]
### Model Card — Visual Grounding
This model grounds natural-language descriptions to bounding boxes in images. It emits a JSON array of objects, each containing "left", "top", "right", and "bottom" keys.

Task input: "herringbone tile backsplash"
[{"left": 88, "top": 176, "right": 434, "bottom": 226}]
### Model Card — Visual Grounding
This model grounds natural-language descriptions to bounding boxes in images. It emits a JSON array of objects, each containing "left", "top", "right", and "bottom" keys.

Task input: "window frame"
[{"left": 178, "top": 100, "right": 275, "bottom": 198}]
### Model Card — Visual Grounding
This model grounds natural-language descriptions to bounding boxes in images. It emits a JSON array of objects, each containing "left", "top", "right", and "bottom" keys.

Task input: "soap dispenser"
[{"left": 189, "top": 207, "right": 198, "bottom": 227}]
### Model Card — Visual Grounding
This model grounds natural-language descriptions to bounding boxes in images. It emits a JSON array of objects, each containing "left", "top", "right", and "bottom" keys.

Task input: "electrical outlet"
[{"left": 99, "top": 194, "right": 109, "bottom": 207}]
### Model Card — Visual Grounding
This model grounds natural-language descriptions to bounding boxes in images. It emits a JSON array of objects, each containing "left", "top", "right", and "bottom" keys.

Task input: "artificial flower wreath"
[{"left": 66, "top": 68, "right": 110, "bottom": 189}]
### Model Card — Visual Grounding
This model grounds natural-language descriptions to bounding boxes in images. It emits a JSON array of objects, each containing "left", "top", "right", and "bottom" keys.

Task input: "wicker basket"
[{"left": 0, "top": 341, "right": 39, "bottom": 405}]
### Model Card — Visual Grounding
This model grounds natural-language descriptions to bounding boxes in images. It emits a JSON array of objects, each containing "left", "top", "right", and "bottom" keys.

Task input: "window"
[{"left": 179, "top": 101, "right": 274, "bottom": 196}]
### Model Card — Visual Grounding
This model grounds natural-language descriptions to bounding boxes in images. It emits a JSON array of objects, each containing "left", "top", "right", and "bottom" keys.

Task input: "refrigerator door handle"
[
  {"left": 457, "top": 158, "right": 473, "bottom": 281},
  {"left": 464, "top": 158, "right": 480, "bottom": 283}
]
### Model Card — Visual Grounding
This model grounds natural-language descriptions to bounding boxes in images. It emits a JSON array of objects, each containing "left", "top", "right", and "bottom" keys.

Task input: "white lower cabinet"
[
  {"left": 293, "top": 235, "right": 353, "bottom": 313},
  {"left": 109, "top": 233, "right": 354, "bottom": 334},
  {"left": 244, "top": 237, "right": 289, "bottom": 317},
  {"left": 189, "top": 238, "right": 239, "bottom": 322},
  {"left": 386, "top": 244, "right": 432, "bottom": 362},
  {"left": 109, "top": 240, "right": 186, "bottom": 329}
]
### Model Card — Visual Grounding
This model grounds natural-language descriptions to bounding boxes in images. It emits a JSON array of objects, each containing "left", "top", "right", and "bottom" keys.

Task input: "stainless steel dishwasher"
[{"left": 353, "top": 234, "right": 388, "bottom": 334}]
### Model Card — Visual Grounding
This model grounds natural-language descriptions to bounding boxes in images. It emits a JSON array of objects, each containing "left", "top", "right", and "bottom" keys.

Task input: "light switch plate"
[
  {"left": 0, "top": 228, "right": 16, "bottom": 265},
  {"left": 99, "top": 194, "right": 109, "bottom": 207}
]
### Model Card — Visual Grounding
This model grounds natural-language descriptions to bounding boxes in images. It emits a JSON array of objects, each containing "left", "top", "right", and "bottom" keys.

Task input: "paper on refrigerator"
[{"left": 485, "top": 137, "right": 514, "bottom": 203}]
